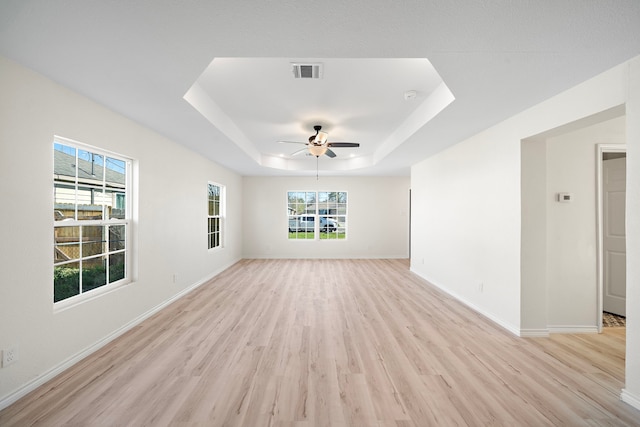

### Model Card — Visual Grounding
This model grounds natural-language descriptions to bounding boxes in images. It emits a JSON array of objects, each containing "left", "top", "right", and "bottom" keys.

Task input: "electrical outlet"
[{"left": 2, "top": 346, "right": 19, "bottom": 367}]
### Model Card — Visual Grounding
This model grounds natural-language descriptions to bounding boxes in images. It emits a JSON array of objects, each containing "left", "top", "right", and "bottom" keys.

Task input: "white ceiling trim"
[
  {"left": 183, "top": 81, "right": 262, "bottom": 164},
  {"left": 374, "top": 81, "right": 455, "bottom": 164}
]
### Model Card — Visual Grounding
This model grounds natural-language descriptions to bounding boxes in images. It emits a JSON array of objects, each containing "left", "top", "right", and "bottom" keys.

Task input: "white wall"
[
  {"left": 625, "top": 55, "right": 640, "bottom": 410},
  {"left": 242, "top": 176, "right": 410, "bottom": 259},
  {"left": 412, "top": 55, "right": 640, "bottom": 409},
  {"left": 545, "top": 117, "right": 625, "bottom": 331},
  {"left": 411, "top": 126, "right": 522, "bottom": 333},
  {"left": 520, "top": 138, "right": 548, "bottom": 335},
  {"left": 520, "top": 114, "right": 626, "bottom": 335},
  {"left": 0, "top": 56, "right": 243, "bottom": 406}
]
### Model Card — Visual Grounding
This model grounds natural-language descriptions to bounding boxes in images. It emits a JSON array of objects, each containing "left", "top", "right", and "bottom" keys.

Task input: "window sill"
[{"left": 53, "top": 279, "right": 131, "bottom": 313}]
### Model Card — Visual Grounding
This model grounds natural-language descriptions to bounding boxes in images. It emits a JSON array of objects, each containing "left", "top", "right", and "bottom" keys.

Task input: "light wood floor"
[{"left": 1, "top": 259, "right": 638, "bottom": 426}]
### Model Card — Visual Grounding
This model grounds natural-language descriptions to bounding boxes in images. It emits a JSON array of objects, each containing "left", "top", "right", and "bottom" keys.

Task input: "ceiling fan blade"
[
  {"left": 327, "top": 142, "right": 359, "bottom": 148},
  {"left": 290, "top": 147, "right": 308, "bottom": 157},
  {"left": 325, "top": 148, "right": 337, "bottom": 158}
]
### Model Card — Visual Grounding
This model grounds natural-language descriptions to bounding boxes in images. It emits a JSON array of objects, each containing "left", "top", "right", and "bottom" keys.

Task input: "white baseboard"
[
  {"left": 520, "top": 329, "right": 550, "bottom": 337},
  {"left": 409, "top": 268, "right": 520, "bottom": 337},
  {"left": 621, "top": 389, "right": 640, "bottom": 411},
  {"left": 0, "top": 259, "right": 239, "bottom": 412},
  {"left": 547, "top": 325, "right": 599, "bottom": 334}
]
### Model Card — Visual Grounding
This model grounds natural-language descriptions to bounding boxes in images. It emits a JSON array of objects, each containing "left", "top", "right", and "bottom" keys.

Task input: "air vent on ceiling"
[{"left": 291, "top": 63, "right": 323, "bottom": 79}]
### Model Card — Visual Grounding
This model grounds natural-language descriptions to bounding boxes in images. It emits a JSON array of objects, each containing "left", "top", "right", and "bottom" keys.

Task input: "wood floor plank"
[{"left": 1, "top": 259, "right": 639, "bottom": 426}]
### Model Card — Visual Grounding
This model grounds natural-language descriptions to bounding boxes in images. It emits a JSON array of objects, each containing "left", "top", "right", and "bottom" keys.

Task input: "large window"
[
  {"left": 287, "top": 191, "right": 347, "bottom": 240},
  {"left": 53, "top": 138, "right": 131, "bottom": 304},
  {"left": 208, "top": 182, "right": 224, "bottom": 249}
]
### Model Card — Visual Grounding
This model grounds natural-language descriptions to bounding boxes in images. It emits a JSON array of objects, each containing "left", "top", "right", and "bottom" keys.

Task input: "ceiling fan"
[{"left": 279, "top": 125, "right": 360, "bottom": 158}]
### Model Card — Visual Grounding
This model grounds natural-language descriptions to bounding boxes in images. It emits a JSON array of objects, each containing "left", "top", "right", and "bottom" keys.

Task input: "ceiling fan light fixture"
[
  {"left": 281, "top": 124, "right": 358, "bottom": 158},
  {"left": 315, "top": 131, "right": 328, "bottom": 144},
  {"left": 308, "top": 145, "right": 328, "bottom": 157}
]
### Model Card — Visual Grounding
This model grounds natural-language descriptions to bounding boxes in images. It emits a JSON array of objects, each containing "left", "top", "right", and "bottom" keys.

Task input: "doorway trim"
[{"left": 596, "top": 143, "right": 626, "bottom": 333}]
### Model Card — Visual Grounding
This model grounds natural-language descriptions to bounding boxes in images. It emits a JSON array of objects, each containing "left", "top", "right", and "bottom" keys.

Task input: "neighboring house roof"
[{"left": 54, "top": 149, "right": 125, "bottom": 186}]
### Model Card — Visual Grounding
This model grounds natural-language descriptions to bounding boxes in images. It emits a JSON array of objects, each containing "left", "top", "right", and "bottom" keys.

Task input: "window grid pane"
[
  {"left": 82, "top": 256, "right": 107, "bottom": 293},
  {"left": 288, "top": 191, "right": 346, "bottom": 240},
  {"left": 208, "top": 183, "right": 223, "bottom": 249},
  {"left": 109, "top": 252, "right": 126, "bottom": 283},
  {"left": 54, "top": 261, "right": 80, "bottom": 302},
  {"left": 54, "top": 140, "right": 130, "bottom": 303}
]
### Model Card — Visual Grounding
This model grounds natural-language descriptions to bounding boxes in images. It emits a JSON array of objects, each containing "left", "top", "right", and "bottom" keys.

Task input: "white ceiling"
[
  {"left": 185, "top": 57, "right": 452, "bottom": 172},
  {"left": 1, "top": 1, "right": 639, "bottom": 176}
]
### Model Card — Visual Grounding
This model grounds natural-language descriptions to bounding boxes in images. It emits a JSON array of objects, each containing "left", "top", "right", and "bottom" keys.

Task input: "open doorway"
[{"left": 597, "top": 145, "right": 627, "bottom": 332}]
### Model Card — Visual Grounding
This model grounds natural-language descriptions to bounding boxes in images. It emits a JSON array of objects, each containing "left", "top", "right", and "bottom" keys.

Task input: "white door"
[{"left": 602, "top": 156, "right": 626, "bottom": 316}]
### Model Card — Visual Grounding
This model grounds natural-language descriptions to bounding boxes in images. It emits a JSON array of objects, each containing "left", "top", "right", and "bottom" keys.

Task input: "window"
[
  {"left": 208, "top": 182, "right": 224, "bottom": 249},
  {"left": 287, "top": 191, "right": 347, "bottom": 240},
  {"left": 53, "top": 138, "right": 131, "bottom": 304}
]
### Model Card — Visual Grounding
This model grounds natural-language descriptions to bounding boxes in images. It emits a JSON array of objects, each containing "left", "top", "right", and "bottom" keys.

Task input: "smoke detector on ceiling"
[
  {"left": 291, "top": 62, "right": 323, "bottom": 79},
  {"left": 404, "top": 90, "right": 418, "bottom": 100}
]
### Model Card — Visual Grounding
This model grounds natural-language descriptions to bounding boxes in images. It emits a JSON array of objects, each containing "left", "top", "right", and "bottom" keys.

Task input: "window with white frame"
[
  {"left": 53, "top": 138, "right": 131, "bottom": 303},
  {"left": 208, "top": 182, "right": 224, "bottom": 249},
  {"left": 287, "top": 191, "right": 347, "bottom": 240}
]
